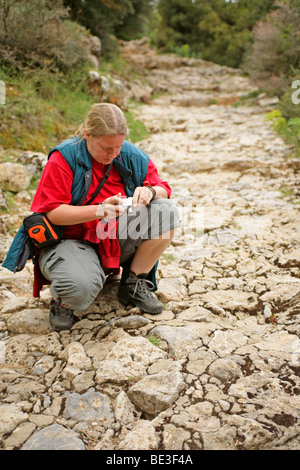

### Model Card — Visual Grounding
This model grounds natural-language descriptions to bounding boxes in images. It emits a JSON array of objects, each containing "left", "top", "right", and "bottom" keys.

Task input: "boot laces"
[{"left": 132, "top": 278, "right": 155, "bottom": 299}]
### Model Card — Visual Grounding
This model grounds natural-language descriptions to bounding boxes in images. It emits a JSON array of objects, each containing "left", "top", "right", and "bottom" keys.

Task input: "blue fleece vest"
[
  {"left": 2, "top": 137, "right": 152, "bottom": 275},
  {"left": 48, "top": 137, "right": 150, "bottom": 204}
]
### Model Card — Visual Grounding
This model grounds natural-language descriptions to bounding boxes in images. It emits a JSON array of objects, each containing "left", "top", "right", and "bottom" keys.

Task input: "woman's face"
[{"left": 84, "top": 132, "right": 125, "bottom": 165}]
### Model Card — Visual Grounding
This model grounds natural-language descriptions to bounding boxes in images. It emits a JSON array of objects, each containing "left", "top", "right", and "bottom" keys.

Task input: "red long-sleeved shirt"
[
  {"left": 31, "top": 150, "right": 171, "bottom": 237},
  {"left": 31, "top": 150, "right": 171, "bottom": 263},
  {"left": 31, "top": 150, "right": 171, "bottom": 297}
]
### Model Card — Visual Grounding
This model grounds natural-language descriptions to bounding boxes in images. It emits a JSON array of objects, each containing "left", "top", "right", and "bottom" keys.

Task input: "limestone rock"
[
  {"left": 208, "top": 329, "right": 248, "bottom": 357},
  {"left": 0, "top": 404, "right": 28, "bottom": 438},
  {"left": 60, "top": 341, "right": 91, "bottom": 370},
  {"left": 2, "top": 422, "right": 36, "bottom": 450},
  {"left": 27, "top": 333, "right": 63, "bottom": 356},
  {"left": 208, "top": 357, "right": 243, "bottom": 382},
  {"left": 21, "top": 424, "right": 86, "bottom": 450},
  {"left": 162, "top": 424, "right": 191, "bottom": 450},
  {"left": 114, "top": 391, "right": 140, "bottom": 425},
  {"left": 103, "top": 335, "right": 167, "bottom": 366},
  {"left": 150, "top": 324, "right": 202, "bottom": 358},
  {"left": 0, "top": 188, "right": 7, "bottom": 208},
  {"left": 156, "top": 276, "right": 187, "bottom": 302},
  {"left": 17, "top": 151, "right": 48, "bottom": 170},
  {"left": 201, "top": 290, "right": 259, "bottom": 313},
  {"left": 95, "top": 336, "right": 167, "bottom": 385},
  {"left": 0, "top": 162, "right": 31, "bottom": 192},
  {"left": 7, "top": 309, "right": 50, "bottom": 335},
  {"left": 64, "top": 388, "right": 114, "bottom": 424},
  {"left": 128, "top": 368, "right": 186, "bottom": 416},
  {"left": 117, "top": 420, "right": 159, "bottom": 450}
]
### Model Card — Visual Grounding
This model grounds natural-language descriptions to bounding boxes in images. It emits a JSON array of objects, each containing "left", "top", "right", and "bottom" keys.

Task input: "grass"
[
  {"left": 147, "top": 335, "right": 163, "bottom": 348},
  {"left": 0, "top": 190, "right": 20, "bottom": 218},
  {"left": 161, "top": 253, "right": 175, "bottom": 264},
  {"left": 265, "top": 109, "right": 300, "bottom": 158},
  {"left": 0, "top": 60, "right": 150, "bottom": 154},
  {"left": 279, "top": 186, "right": 294, "bottom": 198},
  {"left": 231, "top": 90, "right": 260, "bottom": 108},
  {"left": 0, "top": 59, "right": 152, "bottom": 218},
  {"left": 0, "top": 68, "right": 94, "bottom": 152},
  {"left": 125, "top": 106, "right": 150, "bottom": 143}
]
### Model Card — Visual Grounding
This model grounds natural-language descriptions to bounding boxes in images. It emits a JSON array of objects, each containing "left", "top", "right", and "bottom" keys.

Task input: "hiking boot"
[
  {"left": 118, "top": 270, "right": 163, "bottom": 314},
  {"left": 49, "top": 299, "right": 74, "bottom": 331}
]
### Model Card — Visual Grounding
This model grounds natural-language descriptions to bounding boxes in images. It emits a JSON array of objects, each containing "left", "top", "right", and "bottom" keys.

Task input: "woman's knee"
[
  {"left": 50, "top": 270, "right": 105, "bottom": 311},
  {"left": 40, "top": 240, "right": 105, "bottom": 311},
  {"left": 149, "top": 198, "right": 181, "bottom": 238}
]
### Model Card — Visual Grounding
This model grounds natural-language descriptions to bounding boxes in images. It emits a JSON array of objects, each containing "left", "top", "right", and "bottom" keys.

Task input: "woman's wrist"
[
  {"left": 146, "top": 186, "right": 156, "bottom": 201},
  {"left": 96, "top": 203, "right": 105, "bottom": 218}
]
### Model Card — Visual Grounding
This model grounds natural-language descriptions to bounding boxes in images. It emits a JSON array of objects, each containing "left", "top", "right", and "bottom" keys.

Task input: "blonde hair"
[{"left": 75, "top": 103, "right": 128, "bottom": 139}]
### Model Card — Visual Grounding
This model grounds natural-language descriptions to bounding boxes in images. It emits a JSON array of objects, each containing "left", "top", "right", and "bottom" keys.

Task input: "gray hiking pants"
[{"left": 38, "top": 199, "right": 180, "bottom": 310}]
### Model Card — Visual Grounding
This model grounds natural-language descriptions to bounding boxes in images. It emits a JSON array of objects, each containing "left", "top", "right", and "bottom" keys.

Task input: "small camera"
[
  {"left": 121, "top": 197, "right": 133, "bottom": 207},
  {"left": 121, "top": 197, "right": 133, "bottom": 213}
]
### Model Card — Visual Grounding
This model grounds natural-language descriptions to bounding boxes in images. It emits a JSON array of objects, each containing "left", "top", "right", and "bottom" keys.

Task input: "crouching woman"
[{"left": 3, "top": 103, "right": 180, "bottom": 331}]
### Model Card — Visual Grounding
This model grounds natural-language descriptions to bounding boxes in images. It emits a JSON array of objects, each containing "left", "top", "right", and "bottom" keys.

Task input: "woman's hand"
[
  {"left": 96, "top": 193, "right": 126, "bottom": 221},
  {"left": 132, "top": 186, "right": 154, "bottom": 206}
]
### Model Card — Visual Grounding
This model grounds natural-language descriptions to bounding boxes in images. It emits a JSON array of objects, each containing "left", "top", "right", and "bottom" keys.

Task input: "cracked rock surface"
[{"left": 0, "top": 40, "right": 299, "bottom": 450}]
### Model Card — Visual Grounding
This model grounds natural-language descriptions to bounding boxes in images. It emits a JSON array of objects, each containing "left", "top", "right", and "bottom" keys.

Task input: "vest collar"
[{"left": 74, "top": 137, "right": 92, "bottom": 170}]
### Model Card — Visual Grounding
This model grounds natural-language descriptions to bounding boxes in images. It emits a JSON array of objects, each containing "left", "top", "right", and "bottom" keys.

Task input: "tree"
[
  {"left": 243, "top": 1, "right": 300, "bottom": 95},
  {"left": 64, "top": 0, "right": 154, "bottom": 56},
  {"left": 153, "top": 0, "right": 277, "bottom": 67},
  {"left": 116, "top": 0, "right": 154, "bottom": 41},
  {"left": 154, "top": 0, "right": 208, "bottom": 51}
]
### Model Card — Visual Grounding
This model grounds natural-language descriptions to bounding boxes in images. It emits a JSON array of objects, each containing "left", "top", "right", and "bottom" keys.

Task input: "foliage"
[
  {"left": 243, "top": 1, "right": 300, "bottom": 96},
  {"left": 1, "top": 0, "right": 298, "bottom": 159},
  {"left": 265, "top": 109, "right": 300, "bottom": 156},
  {"left": 153, "top": 0, "right": 276, "bottom": 67},
  {"left": 0, "top": 67, "right": 94, "bottom": 151},
  {"left": 0, "top": 68, "right": 149, "bottom": 153},
  {"left": 147, "top": 335, "right": 162, "bottom": 348},
  {"left": 243, "top": 1, "right": 300, "bottom": 156},
  {"left": 116, "top": 0, "right": 154, "bottom": 41},
  {"left": 0, "top": 0, "right": 91, "bottom": 72},
  {"left": 0, "top": 1, "right": 151, "bottom": 152},
  {"left": 124, "top": 106, "right": 150, "bottom": 143},
  {"left": 63, "top": 0, "right": 154, "bottom": 57},
  {"left": 278, "top": 80, "right": 300, "bottom": 120}
]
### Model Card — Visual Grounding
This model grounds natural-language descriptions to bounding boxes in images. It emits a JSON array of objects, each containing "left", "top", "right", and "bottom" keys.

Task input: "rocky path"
[{"left": 0, "top": 42, "right": 300, "bottom": 450}]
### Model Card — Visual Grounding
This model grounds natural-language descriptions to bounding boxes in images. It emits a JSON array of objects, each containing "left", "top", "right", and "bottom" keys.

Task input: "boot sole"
[{"left": 49, "top": 318, "right": 73, "bottom": 332}]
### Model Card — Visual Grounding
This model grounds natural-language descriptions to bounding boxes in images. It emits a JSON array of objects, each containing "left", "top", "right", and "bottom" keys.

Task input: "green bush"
[
  {"left": 64, "top": 0, "right": 154, "bottom": 58},
  {"left": 278, "top": 77, "right": 300, "bottom": 120},
  {"left": 153, "top": 0, "right": 276, "bottom": 68},
  {"left": 265, "top": 109, "right": 300, "bottom": 156},
  {"left": 0, "top": 0, "right": 91, "bottom": 72}
]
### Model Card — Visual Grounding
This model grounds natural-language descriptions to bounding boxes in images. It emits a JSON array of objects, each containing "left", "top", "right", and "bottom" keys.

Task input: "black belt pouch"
[{"left": 23, "top": 213, "right": 64, "bottom": 249}]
